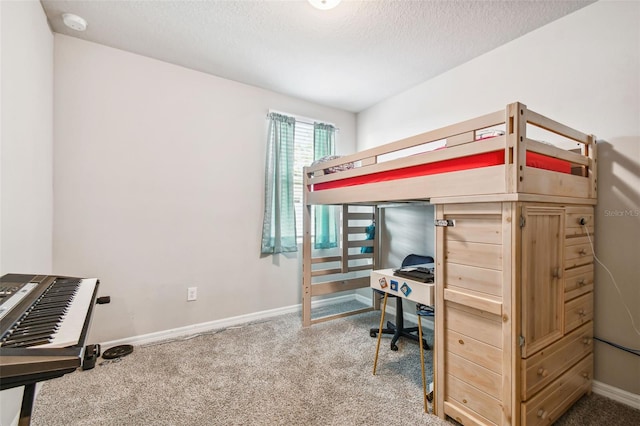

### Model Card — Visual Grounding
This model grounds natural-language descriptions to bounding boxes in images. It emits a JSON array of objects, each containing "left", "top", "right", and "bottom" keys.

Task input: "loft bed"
[
  {"left": 302, "top": 102, "right": 596, "bottom": 325},
  {"left": 301, "top": 102, "right": 597, "bottom": 426}
]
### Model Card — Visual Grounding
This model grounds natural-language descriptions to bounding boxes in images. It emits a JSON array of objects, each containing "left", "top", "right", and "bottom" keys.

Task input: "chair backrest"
[{"left": 401, "top": 254, "right": 434, "bottom": 267}]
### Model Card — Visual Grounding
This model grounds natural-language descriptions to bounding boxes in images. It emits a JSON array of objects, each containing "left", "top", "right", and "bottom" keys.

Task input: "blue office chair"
[{"left": 369, "top": 254, "right": 434, "bottom": 351}]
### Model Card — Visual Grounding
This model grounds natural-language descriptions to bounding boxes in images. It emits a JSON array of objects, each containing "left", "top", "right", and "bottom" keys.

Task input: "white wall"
[
  {"left": 0, "top": 1, "right": 54, "bottom": 424},
  {"left": 53, "top": 35, "right": 357, "bottom": 344},
  {"left": 0, "top": 1, "right": 53, "bottom": 275},
  {"left": 357, "top": 1, "right": 640, "bottom": 395}
]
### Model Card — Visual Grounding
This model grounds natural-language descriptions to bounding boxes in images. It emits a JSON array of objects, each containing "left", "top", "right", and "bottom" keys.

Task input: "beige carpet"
[{"left": 31, "top": 304, "right": 639, "bottom": 425}]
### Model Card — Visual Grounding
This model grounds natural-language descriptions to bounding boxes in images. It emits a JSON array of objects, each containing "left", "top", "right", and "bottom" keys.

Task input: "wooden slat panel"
[
  {"left": 346, "top": 212, "right": 375, "bottom": 221},
  {"left": 445, "top": 304, "right": 502, "bottom": 348},
  {"left": 446, "top": 351, "right": 502, "bottom": 398},
  {"left": 310, "top": 276, "right": 370, "bottom": 296},
  {"left": 521, "top": 167, "right": 591, "bottom": 199},
  {"left": 446, "top": 329, "right": 503, "bottom": 374},
  {"left": 311, "top": 256, "right": 342, "bottom": 264},
  {"left": 525, "top": 139, "right": 590, "bottom": 166},
  {"left": 446, "top": 373, "right": 502, "bottom": 425},
  {"left": 445, "top": 264, "right": 503, "bottom": 297},
  {"left": 446, "top": 241, "right": 503, "bottom": 271},
  {"left": 306, "top": 165, "right": 507, "bottom": 205},
  {"left": 346, "top": 226, "right": 370, "bottom": 234},
  {"left": 311, "top": 268, "right": 342, "bottom": 277},
  {"left": 347, "top": 253, "right": 374, "bottom": 261},
  {"left": 444, "top": 216, "right": 502, "bottom": 244},
  {"left": 346, "top": 264, "right": 374, "bottom": 273},
  {"left": 348, "top": 240, "right": 373, "bottom": 248}
]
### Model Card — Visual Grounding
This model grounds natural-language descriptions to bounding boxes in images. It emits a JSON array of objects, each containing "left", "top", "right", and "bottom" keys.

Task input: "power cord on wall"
[{"left": 583, "top": 222, "right": 640, "bottom": 357}]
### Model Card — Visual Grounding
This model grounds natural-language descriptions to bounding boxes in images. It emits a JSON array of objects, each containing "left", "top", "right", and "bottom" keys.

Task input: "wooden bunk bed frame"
[{"left": 302, "top": 102, "right": 597, "bottom": 426}]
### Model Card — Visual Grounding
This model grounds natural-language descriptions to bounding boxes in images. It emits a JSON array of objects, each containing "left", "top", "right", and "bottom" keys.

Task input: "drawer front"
[
  {"left": 564, "top": 264, "right": 593, "bottom": 301},
  {"left": 522, "top": 354, "right": 593, "bottom": 426},
  {"left": 564, "top": 237, "right": 593, "bottom": 269},
  {"left": 565, "top": 293, "right": 594, "bottom": 333},
  {"left": 565, "top": 207, "right": 594, "bottom": 237},
  {"left": 521, "top": 322, "right": 593, "bottom": 400}
]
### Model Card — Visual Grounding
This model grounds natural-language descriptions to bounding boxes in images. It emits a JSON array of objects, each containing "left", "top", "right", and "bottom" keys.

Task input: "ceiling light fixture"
[
  {"left": 62, "top": 13, "right": 88, "bottom": 31},
  {"left": 308, "top": 0, "right": 342, "bottom": 11}
]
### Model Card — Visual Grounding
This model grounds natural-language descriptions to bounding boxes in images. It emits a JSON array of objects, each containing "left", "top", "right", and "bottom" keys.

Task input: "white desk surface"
[{"left": 370, "top": 268, "right": 435, "bottom": 306}]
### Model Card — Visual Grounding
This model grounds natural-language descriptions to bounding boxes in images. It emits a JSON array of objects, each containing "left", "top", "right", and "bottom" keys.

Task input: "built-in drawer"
[
  {"left": 521, "top": 322, "right": 593, "bottom": 400},
  {"left": 565, "top": 293, "right": 593, "bottom": 333},
  {"left": 564, "top": 237, "right": 593, "bottom": 269},
  {"left": 565, "top": 207, "right": 594, "bottom": 237},
  {"left": 521, "top": 354, "right": 593, "bottom": 426},
  {"left": 564, "top": 264, "right": 593, "bottom": 301}
]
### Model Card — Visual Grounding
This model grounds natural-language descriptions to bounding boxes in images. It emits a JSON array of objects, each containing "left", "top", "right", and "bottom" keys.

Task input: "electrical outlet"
[{"left": 187, "top": 287, "right": 197, "bottom": 301}]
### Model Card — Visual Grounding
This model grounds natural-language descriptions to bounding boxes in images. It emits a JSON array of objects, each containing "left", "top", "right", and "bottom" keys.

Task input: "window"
[
  {"left": 292, "top": 120, "right": 314, "bottom": 241},
  {"left": 262, "top": 110, "right": 336, "bottom": 253}
]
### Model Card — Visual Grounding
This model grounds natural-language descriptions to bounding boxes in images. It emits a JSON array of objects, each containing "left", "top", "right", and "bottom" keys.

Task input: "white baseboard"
[
  {"left": 592, "top": 380, "right": 640, "bottom": 410},
  {"left": 99, "top": 294, "right": 358, "bottom": 349}
]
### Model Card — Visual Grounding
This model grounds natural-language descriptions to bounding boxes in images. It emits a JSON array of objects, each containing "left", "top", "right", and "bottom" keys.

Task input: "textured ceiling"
[{"left": 40, "top": 0, "right": 594, "bottom": 112}]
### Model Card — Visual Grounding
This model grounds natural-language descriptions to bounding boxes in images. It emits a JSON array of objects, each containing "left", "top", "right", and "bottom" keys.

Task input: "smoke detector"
[
  {"left": 308, "top": 0, "right": 342, "bottom": 10},
  {"left": 62, "top": 13, "right": 87, "bottom": 32}
]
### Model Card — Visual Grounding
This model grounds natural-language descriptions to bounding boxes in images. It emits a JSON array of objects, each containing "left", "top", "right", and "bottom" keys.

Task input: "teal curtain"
[
  {"left": 313, "top": 123, "right": 339, "bottom": 249},
  {"left": 261, "top": 113, "right": 297, "bottom": 254}
]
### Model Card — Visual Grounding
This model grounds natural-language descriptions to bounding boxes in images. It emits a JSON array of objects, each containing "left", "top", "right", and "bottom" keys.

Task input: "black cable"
[{"left": 594, "top": 336, "right": 640, "bottom": 357}]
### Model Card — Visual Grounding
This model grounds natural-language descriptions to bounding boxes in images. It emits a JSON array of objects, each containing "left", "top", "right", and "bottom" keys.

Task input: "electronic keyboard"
[{"left": 0, "top": 273, "right": 99, "bottom": 426}]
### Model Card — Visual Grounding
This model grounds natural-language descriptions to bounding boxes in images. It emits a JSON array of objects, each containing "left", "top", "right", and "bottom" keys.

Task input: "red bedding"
[{"left": 311, "top": 150, "right": 570, "bottom": 191}]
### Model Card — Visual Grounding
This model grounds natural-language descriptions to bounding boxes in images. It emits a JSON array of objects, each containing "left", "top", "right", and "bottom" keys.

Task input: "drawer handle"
[
  {"left": 579, "top": 248, "right": 588, "bottom": 255},
  {"left": 577, "top": 278, "right": 586, "bottom": 286},
  {"left": 462, "top": 399, "right": 468, "bottom": 404},
  {"left": 537, "top": 409, "right": 548, "bottom": 419},
  {"left": 552, "top": 267, "right": 562, "bottom": 279},
  {"left": 583, "top": 337, "right": 592, "bottom": 345},
  {"left": 578, "top": 308, "right": 586, "bottom": 316},
  {"left": 458, "top": 339, "right": 464, "bottom": 345},
  {"left": 582, "top": 372, "right": 591, "bottom": 380},
  {"left": 537, "top": 367, "right": 549, "bottom": 377}
]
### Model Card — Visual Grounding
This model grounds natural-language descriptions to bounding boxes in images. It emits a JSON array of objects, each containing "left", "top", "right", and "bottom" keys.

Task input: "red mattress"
[{"left": 312, "top": 150, "right": 570, "bottom": 191}]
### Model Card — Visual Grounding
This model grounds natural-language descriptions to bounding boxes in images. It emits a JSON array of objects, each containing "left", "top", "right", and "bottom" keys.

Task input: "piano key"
[
  {"left": 2, "top": 338, "right": 52, "bottom": 348},
  {"left": 9, "top": 325, "right": 58, "bottom": 337},
  {"left": 27, "top": 307, "right": 69, "bottom": 317},
  {"left": 17, "top": 315, "right": 65, "bottom": 327},
  {"left": 37, "top": 278, "right": 98, "bottom": 349},
  {"left": 3, "top": 332, "right": 55, "bottom": 345},
  {"left": 29, "top": 299, "right": 72, "bottom": 308}
]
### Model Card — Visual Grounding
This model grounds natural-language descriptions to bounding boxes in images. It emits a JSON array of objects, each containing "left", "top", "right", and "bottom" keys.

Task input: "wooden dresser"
[{"left": 435, "top": 202, "right": 595, "bottom": 425}]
